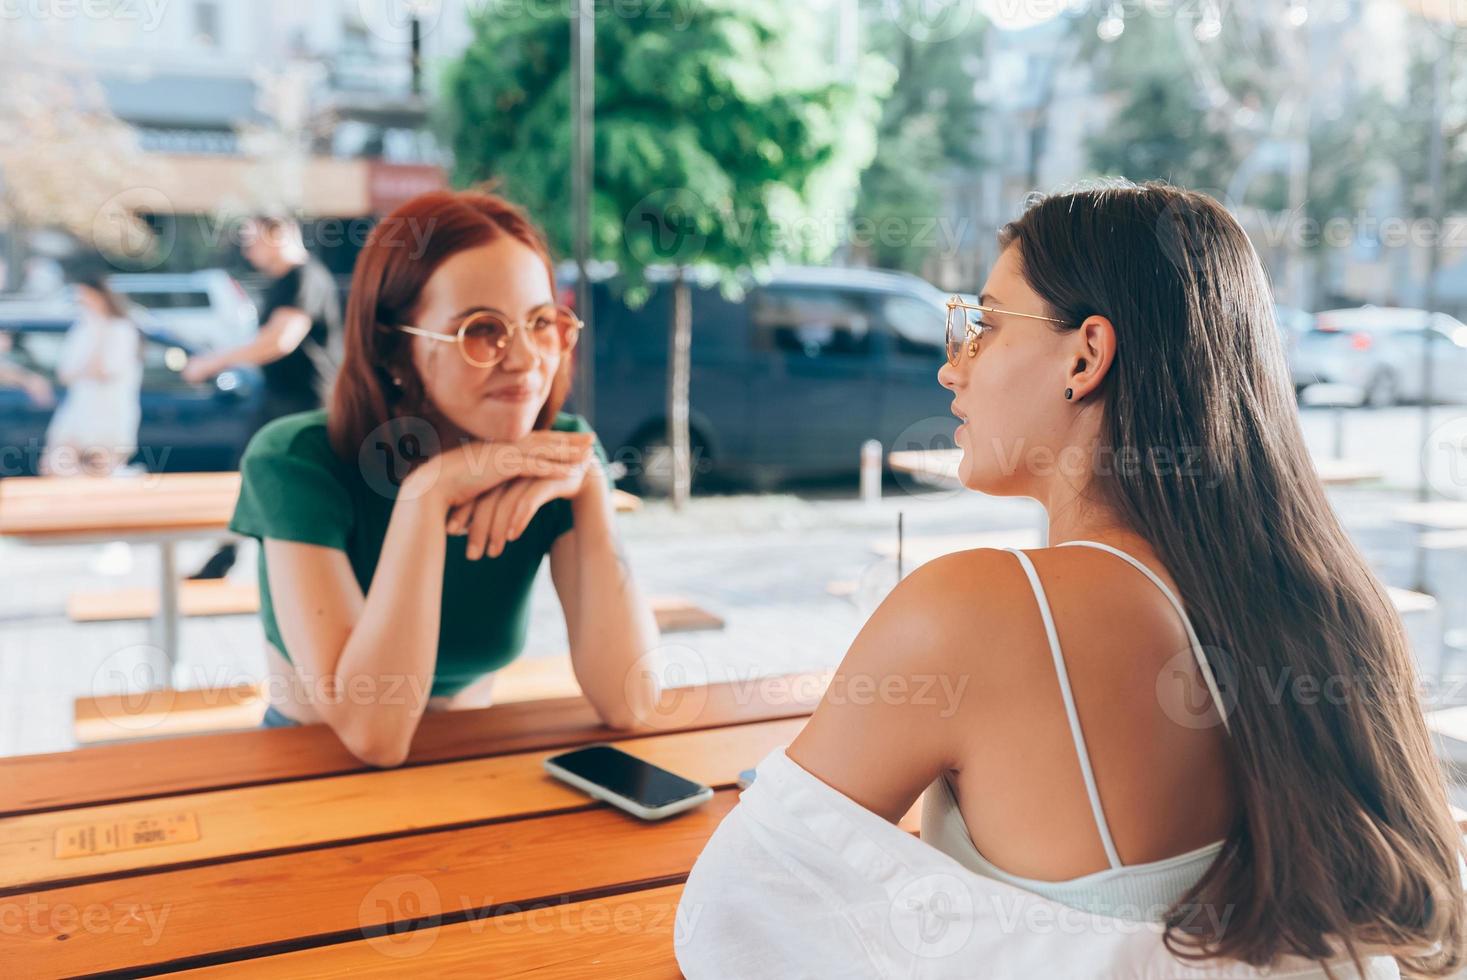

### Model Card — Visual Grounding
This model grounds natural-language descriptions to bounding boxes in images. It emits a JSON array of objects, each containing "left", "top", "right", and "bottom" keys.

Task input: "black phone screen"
[{"left": 550, "top": 745, "right": 705, "bottom": 807}]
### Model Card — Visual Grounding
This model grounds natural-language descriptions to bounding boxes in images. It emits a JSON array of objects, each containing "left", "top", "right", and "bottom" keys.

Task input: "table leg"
[{"left": 157, "top": 540, "right": 180, "bottom": 689}]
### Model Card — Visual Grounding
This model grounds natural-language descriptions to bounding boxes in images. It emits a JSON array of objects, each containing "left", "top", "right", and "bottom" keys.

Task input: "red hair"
[{"left": 328, "top": 189, "right": 572, "bottom": 461}]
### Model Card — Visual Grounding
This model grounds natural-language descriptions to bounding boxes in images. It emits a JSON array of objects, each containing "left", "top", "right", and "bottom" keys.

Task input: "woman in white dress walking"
[{"left": 42, "top": 265, "right": 142, "bottom": 476}]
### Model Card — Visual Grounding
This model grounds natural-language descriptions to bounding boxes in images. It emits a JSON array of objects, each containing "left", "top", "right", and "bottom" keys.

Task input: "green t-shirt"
[{"left": 229, "top": 409, "right": 609, "bottom": 697}]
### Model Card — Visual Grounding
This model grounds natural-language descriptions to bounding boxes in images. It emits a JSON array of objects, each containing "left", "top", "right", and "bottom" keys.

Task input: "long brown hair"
[
  {"left": 999, "top": 179, "right": 1465, "bottom": 976},
  {"left": 328, "top": 189, "right": 572, "bottom": 462}
]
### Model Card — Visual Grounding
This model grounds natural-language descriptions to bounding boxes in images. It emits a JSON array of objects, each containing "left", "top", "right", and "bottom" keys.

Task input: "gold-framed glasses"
[
  {"left": 945, "top": 295, "right": 1070, "bottom": 366},
  {"left": 397, "top": 305, "right": 582, "bottom": 368}
]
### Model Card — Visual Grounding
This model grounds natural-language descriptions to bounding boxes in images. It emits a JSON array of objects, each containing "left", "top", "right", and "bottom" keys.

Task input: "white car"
[
  {"left": 1293, "top": 306, "right": 1467, "bottom": 406},
  {"left": 111, "top": 271, "right": 259, "bottom": 350}
]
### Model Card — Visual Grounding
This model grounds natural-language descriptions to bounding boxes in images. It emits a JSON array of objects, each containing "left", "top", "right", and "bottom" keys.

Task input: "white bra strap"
[
  {"left": 1056, "top": 540, "right": 1232, "bottom": 736},
  {"left": 1004, "top": 547, "right": 1124, "bottom": 871}
]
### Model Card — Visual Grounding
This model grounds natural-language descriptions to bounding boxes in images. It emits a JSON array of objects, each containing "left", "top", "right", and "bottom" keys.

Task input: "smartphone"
[{"left": 543, "top": 744, "right": 713, "bottom": 820}]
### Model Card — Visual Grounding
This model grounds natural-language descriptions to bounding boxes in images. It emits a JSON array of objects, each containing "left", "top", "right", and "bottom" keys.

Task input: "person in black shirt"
[
  {"left": 184, "top": 215, "right": 341, "bottom": 419},
  {"left": 183, "top": 215, "right": 342, "bottom": 577}
]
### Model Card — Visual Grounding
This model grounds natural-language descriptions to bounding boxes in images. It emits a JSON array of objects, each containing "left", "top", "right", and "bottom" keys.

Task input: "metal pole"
[
  {"left": 571, "top": 0, "right": 596, "bottom": 428},
  {"left": 1413, "top": 42, "right": 1448, "bottom": 592}
]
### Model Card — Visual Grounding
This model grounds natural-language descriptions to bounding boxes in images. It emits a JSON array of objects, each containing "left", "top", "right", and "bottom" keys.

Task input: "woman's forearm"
[
  {"left": 565, "top": 477, "right": 662, "bottom": 727},
  {"left": 328, "top": 473, "right": 448, "bottom": 764}
]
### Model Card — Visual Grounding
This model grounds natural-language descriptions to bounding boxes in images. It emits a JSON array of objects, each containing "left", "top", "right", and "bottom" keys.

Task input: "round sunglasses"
[{"left": 396, "top": 305, "right": 582, "bottom": 368}]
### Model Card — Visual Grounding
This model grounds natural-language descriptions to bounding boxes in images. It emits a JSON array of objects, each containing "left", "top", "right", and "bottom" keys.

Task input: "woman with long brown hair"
[
  {"left": 228, "top": 190, "right": 660, "bottom": 766},
  {"left": 678, "top": 180, "right": 1464, "bottom": 977}
]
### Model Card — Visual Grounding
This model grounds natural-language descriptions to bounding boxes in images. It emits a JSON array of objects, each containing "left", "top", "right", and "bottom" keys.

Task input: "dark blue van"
[{"left": 567, "top": 266, "right": 957, "bottom": 494}]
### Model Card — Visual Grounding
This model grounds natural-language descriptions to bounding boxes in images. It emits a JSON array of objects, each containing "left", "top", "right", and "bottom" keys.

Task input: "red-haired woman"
[{"left": 228, "top": 190, "right": 661, "bottom": 766}]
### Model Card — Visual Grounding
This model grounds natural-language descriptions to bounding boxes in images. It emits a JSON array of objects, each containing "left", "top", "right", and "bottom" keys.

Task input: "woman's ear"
[{"left": 1066, "top": 314, "right": 1116, "bottom": 400}]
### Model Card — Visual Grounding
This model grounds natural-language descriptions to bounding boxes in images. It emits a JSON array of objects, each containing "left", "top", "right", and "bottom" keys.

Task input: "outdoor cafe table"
[
  {"left": 0, "top": 670, "right": 865, "bottom": 978},
  {"left": 0, "top": 473, "right": 642, "bottom": 690}
]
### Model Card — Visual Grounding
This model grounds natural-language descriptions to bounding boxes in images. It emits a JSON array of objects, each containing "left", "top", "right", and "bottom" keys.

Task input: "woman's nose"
[
  {"left": 937, "top": 357, "right": 959, "bottom": 391},
  {"left": 498, "top": 324, "right": 539, "bottom": 371}
]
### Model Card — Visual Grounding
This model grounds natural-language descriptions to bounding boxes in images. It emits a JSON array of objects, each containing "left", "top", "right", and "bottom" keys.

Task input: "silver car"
[
  {"left": 1293, "top": 306, "right": 1467, "bottom": 406},
  {"left": 111, "top": 271, "right": 259, "bottom": 350}
]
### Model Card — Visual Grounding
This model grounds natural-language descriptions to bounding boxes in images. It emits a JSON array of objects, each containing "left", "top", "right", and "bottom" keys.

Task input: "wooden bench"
[{"left": 66, "top": 584, "right": 723, "bottom": 631}]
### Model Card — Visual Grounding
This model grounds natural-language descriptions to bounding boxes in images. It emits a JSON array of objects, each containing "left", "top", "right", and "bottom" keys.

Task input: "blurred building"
[{"left": 3, "top": 0, "right": 477, "bottom": 274}]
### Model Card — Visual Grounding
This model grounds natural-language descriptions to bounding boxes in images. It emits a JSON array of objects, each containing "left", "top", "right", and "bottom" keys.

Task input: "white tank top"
[{"left": 920, "top": 539, "right": 1231, "bottom": 921}]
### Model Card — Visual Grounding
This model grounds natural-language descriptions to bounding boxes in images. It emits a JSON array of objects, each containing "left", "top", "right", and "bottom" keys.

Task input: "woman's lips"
[{"left": 487, "top": 386, "right": 536, "bottom": 402}]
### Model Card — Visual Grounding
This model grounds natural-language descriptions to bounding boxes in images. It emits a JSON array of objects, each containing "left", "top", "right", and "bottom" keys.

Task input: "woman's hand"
[
  {"left": 446, "top": 455, "right": 595, "bottom": 560},
  {"left": 405, "top": 431, "right": 595, "bottom": 512}
]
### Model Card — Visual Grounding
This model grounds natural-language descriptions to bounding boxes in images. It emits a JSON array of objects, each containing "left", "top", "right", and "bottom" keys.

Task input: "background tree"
[
  {"left": 1077, "top": 3, "right": 1389, "bottom": 308},
  {"left": 443, "top": 0, "right": 891, "bottom": 507},
  {"left": 852, "top": 9, "right": 983, "bottom": 275},
  {"left": 0, "top": 53, "right": 157, "bottom": 289}
]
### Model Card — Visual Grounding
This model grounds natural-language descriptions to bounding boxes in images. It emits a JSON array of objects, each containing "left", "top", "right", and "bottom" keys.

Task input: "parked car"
[
  {"left": 1274, "top": 303, "right": 1316, "bottom": 394},
  {"left": 1293, "top": 306, "right": 1467, "bottom": 407},
  {"left": 562, "top": 265, "right": 958, "bottom": 494},
  {"left": 110, "top": 271, "right": 260, "bottom": 350},
  {"left": 0, "top": 270, "right": 259, "bottom": 353},
  {"left": 0, "top": 314, "right": 264, "bottom": 477}
]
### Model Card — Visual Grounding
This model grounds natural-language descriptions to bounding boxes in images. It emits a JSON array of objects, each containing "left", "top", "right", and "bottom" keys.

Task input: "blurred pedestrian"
[
  {"left": 184, "top": 215, "right": 342, "bottom": 578},
  {"left": 41, "top": 263, "right": 141, "bottom": 477}
]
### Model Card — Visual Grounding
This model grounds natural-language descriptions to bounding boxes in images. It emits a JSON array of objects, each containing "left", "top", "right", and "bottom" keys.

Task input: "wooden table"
[
  {"left": 0, "top": 473, "right": 243, "bottom": 683},
  {"left": 1396, "top": 500, "right": 1467, "bottom": 531},
  {"left": 0, "top": 473, "right": 644, "bottom": 687},
  {"left": 0, "top": 671, "right": 841, "bottom": 977}
]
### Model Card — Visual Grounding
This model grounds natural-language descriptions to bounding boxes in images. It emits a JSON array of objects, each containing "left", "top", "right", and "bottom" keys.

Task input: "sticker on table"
[{"left": 55, "top": 811, "right": 200, "bottom": 859}]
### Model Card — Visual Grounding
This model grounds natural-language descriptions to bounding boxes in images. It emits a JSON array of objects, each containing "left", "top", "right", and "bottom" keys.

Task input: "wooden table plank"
[
  {"left": 0, "top": 472, "right": 240, "bottom": 539},
  {"left": 4, "top": 792, "right": 739, "bottom": 977},
  {"left": 172, "top": 884, "right": 688, "bottom": 979},
  {"left": 0, "top": 671, "right": 830, "bottom": 818},
  {"left": 0, "top": 718, "right": 804, "bottom": 890}
]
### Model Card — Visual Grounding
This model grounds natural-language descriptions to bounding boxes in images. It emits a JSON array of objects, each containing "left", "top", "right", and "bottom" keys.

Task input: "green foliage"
[
  {"left": 853, "top": 9, "right": 983, "bottom": 274},
  {"left": 442, "top": 0, "right": 893, "bottom": 298},
  {"left": 1077, "top": 6, "right": 1390, "bottom": 254}
]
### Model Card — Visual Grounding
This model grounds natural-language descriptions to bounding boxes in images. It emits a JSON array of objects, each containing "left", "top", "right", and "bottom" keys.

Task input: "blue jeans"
[{"left": 260, "top": 704, "right": 301, "bottom": 729}]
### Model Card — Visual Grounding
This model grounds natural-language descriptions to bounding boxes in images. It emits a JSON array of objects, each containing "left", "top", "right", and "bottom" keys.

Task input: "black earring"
[{"left": 1064, "top": 387, "right": 1074, "bottom": 400}]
